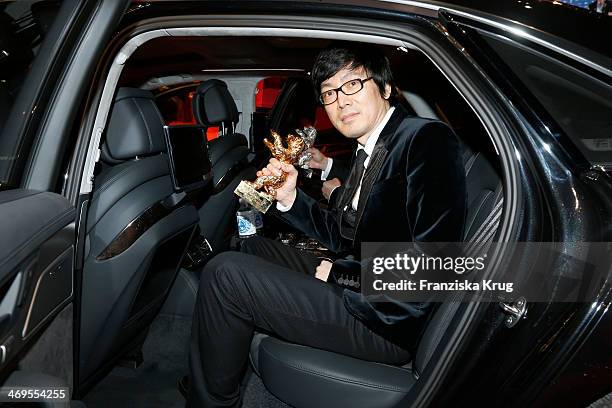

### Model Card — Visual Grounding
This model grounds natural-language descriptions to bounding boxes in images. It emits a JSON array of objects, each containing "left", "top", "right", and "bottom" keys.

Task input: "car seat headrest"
[
  {"left": 102, "top": 87, "right": 166, "bottom": 162},
  {"left": 193, "top": 79, "right": 239, "bottom": 128}
]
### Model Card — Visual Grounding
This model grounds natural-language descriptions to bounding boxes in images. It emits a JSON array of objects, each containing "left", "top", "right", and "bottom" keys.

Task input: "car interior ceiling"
[{"left": 80, "top": 35, "right": 504, "bottom": 407}]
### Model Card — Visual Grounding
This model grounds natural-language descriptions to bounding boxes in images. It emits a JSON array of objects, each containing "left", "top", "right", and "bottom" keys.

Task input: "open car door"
[
  {"left": 0, "top": 0, "right": 131, "bottom": 404},
  {"left": 0, "top": 190, "right": 75, "bottom": 395}
]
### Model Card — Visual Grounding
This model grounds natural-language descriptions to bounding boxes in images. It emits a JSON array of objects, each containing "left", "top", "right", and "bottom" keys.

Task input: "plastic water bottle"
[
  {"left": 236, "top": 199, "right": 257, "bottom": 238},
  {"left": 253, "top": 210, "right": 264, "bottom": 233}
]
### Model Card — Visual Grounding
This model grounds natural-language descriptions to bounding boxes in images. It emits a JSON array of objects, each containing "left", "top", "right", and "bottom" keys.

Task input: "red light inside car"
[
  {"left": 167, "top": 91, "right": 218, "bottom": 140},
  {"left": 256, "top": 78, "right": 284, "bottom": 109},
  {"left": 206, "top": 127, "right": 219, "bottom": 140}
]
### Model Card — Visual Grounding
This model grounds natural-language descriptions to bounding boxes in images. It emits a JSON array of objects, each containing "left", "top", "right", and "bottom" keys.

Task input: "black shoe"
[{"left": 178, "top": 375, "right": 190, "bottom": 399}]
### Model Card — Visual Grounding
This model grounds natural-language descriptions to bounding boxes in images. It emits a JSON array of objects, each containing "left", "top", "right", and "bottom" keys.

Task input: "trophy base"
[{"left": 234, "top": 181, "right": 275, "bottom": 213}]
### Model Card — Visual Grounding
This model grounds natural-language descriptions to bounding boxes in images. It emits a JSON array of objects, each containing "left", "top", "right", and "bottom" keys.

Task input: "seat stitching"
[
  {"left": 464, "top": 190, "right": 493, "bottom": 240},
  {"left": 468, "top": 224, "right": 498, "bottom": 258},
  {"left": 467, "top": 198, "right": 502, "bottom": 246},
  {"left": 93, "top": 155, "right": 167, "bottom": 199},
  {"left": 466, "top": 206, "right": 502, "bottom": 257},
  {"left": 87, "top": 174, "right": 169, "bottom": 234},
  {"left": 92, "top": 163, "right": 141, "bottom": 199},
  {"left": 464, "top": 152, "right": 478, "bottom": 174},
  {"left": 474, "top": 202, "right": 502, "bottom": 245},
  {"left": 467, "top": 209, "right": 501, "bottom": 256},
  {"left": 133, "top": 98, "right": 153, "bottom": 152},
  {"left": 479, "top": 219, "right": 500, "bottom": 245},
  {"left": 260, "top": 343, "right": 409, "bottom": 393}
]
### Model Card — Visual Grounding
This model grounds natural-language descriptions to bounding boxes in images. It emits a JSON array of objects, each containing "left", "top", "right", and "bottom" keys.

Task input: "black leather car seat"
[
  {"left": 80, "top": 88, "right": 200, "bottom": 387},
  {"left": 160, "top": 80, "right": 258, "bottom": 317},
  {"left": 462, "top": 146, "right": 503, "bottom": 254},
  {"left": 192, "top": 79, "right": 256, "bottom": 252},
  {"left": 248, "top": 145, "right": 503, "bottom": 408}
]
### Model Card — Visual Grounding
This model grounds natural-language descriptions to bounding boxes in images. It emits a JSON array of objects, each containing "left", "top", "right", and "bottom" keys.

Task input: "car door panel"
[
  {"left": 22, "top": 232, "right": 74, "bottom": 340},
  {"left": 0, "top": 190, "right": 74, "bottom": 380}
]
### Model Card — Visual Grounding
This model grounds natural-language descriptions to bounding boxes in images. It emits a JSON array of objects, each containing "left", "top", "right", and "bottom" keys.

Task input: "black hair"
[{"left": 311, "top": 42, "right": 397, "bottom": 104}]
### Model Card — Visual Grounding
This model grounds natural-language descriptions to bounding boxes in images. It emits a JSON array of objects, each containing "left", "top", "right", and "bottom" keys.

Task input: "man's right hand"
[
  {"left": 258, "top": 158, "right": 298, "bottom": 208},
  {"left": 306, "top": 147, "right": 329, "bottom": 170}
]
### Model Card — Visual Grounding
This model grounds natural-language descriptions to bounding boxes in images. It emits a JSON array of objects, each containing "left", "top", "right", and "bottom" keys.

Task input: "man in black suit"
[{"left": 187, "top": 43, "right": 466, "bottom": 407}]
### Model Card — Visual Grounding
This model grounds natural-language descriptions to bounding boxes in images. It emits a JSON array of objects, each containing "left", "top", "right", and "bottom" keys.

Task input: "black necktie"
[{"left": 339, "top": 149, "right": 368, "bottom": 239}]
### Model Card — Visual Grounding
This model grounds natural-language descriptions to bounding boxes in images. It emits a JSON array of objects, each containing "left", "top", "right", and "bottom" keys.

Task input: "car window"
[
  {"left": 481, "top": 33, "right": 612, "bottom": 167},
  {"left": 255, "top": 77, "right": 285, "bottom": 112},
  {"left": 155, "top": 84, "right": 221, "bottom": 141},
  {"left": 0, "top": 0, "right": 64, "bottom": 189},
  {"left": 157, "top": 77, "right": 289, "bottom": 145}
]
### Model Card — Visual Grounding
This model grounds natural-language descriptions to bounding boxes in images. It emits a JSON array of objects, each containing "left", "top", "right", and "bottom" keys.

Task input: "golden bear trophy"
[{"left": 234, "top": 127, "right": 316, "bottom": 213}]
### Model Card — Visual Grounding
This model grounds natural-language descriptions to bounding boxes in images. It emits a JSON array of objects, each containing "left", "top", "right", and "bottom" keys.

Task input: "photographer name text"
[{"left": 372, "top": 279, "right": 514, "bottom": 293}]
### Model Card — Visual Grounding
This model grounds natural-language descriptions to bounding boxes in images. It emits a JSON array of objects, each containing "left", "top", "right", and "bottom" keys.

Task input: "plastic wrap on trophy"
[{"left": 234, "top": 127, "right": 317, "bottom": 213}]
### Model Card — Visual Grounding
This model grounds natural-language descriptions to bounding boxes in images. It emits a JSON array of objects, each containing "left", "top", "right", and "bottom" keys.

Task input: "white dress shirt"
[{"left": 278, "top": 106, "right": 395, "bottom": 212}]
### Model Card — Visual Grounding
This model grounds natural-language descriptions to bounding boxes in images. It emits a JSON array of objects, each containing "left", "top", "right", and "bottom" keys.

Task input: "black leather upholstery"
[
  {"left": 80, "top": 88, "right": 199, "bottom": 386},
  {"left": 200, "top": 164, "right": 256, "bottom": 252},
  {"left": 86, "top": 156, "right": 170, "bottom": 234},
  {"left": 103, "top": 88, "right": 167, "bottom": 161},
  {"left": 255, "top": 336, "right": 415, "bottom": 408},
  {"left": 412, "top": 297, "right": 461, "bottom": 378},
  {"left": 249, "top": 146, "right": 503, "bottom": 407},
  {"left": 208, "top": 130, "right": 248, "bottom": 167},
  {"left": 193, "top": 79, "right": 239, "bottom": 127},
  {"left": 191, "top": 80, "right": 255, "bottom": 252},
  {"left": 210, "top": 144, "right": 252, "bottom": 189},
  {"left": 463, "top": 151, "right": 502, "bottom": 241},
  {"left": 162, "top": 80, "right": 256, "bottom": 315}
]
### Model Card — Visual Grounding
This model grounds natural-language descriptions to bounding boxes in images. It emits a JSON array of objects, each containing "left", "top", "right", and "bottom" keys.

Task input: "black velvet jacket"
[{"left": 280, "top": 106, "right": 466, "bottom": 348}]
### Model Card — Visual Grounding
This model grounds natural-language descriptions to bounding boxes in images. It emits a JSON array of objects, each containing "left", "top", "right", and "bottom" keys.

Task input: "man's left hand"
[
  {"left": 315, "top": 260, "right": 333, "bottom": 281},
  {"left": 322, "top": 178, "right": 341, "bottom": 201},
  {"left": 306, "top": 147, "right": 329, "bottom": 170}
]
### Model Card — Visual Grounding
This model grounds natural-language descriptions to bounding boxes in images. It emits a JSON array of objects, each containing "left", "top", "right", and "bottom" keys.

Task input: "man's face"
[{"left": 320, "top": 65, "right": 391, "bottom": 144}]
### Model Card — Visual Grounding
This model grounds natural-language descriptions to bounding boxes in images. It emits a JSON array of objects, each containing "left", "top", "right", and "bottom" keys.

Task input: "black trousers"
[{"left": 187, "top": 236, "right": 411, "bottom": 407}]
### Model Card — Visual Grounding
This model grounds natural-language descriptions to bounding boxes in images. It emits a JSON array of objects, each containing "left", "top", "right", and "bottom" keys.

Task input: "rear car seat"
[
  {"left": 192, "top": 79, "right": 256, "bottom": 252},
  {"left": 160, "top": 80, "right": 257, "bottom": 317},
  {"left": 248, "top": 145, "right": 503, "bottom": 408}
]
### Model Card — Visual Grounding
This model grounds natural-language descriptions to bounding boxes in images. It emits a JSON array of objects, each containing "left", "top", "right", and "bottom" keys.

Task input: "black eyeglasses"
[{"left": 319, "top": 77, "right": 373, "bottom": 105}]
